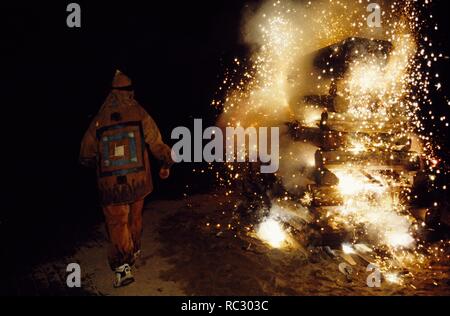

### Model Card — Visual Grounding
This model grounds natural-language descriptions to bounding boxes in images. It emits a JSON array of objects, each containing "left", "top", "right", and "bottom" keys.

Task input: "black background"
[
  {"left": 2, "top": 0, "right": 450, "bottom": 294},
  {"left": 3, "top": 0, "right": 256, "bottom": 277}
]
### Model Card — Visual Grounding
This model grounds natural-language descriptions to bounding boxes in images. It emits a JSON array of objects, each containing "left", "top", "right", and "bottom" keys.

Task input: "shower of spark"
[
  {"left": 213, "top": 0, "right": 448, "bottom": 273},
  {"left": 384, "top": 272, "right": 404, "bottom": 285},
  {"left": 331, "top": 168, "right": 416, "bottom": 250}
]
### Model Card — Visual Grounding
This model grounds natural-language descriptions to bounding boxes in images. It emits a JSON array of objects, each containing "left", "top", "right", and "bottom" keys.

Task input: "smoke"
[
  {"left": 277, "top": 128, "right": 318, "bottom": 195},
  {"left": 219, "top": 0, "right": 415, "bottom": 121},
  {"left": 217, "top": 0, "right": 425, "bottom": 254},
  {"left": 224, "top": 0, "right": 397, "bottom": 121},
  {"left": 217, "top": 0, "right": 405, "bottom": 178},
  {"left": 332, "top": 168, "right": 416, "bottom": 250}
]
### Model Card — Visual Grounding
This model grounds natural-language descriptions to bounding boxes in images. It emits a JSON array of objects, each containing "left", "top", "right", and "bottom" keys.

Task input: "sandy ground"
[{"left": 33, "top": 192, "right": 450, "bottom": 296}]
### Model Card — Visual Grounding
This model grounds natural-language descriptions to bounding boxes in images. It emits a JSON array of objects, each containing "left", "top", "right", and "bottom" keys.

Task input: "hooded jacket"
[{"left": 80, "top": 71, "right": 173, "bottom": 206}]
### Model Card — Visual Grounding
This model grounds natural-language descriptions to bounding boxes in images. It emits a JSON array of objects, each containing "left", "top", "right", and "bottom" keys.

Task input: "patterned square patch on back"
[{"left": 96, "top": 121, "right": 145, "bottom": 177}]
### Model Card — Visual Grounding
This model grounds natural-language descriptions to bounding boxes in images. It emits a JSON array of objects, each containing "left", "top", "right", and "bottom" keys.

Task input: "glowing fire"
[
  {"left": 348, "top": 140, "right": 366, "bottom": 154},
  {"left": 342, "top": 243, "right": 356, "bottom": 254},
  {"left": 214, "top": 0, "right": 446, "bottom": 276},
  {"left": 335, "top": 169, "right": 386, "bottom": 197},
  {"left": 333, "top": 168, "right": 415, "bottom": 251},
  {"left": 257, "top": 217, "right": 287, "bottom": 248},
  {"left": 384, "top": 272, "right": 403, "bottom": 285}
]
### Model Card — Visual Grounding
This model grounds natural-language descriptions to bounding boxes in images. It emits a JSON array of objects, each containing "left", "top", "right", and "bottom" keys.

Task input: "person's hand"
[{"left": 159, "top": 167, "right": 170, "bottom": 179}]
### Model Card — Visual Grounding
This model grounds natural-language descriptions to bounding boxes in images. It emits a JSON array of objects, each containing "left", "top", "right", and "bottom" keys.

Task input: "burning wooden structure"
[{"left": 285, "top": 37, "right": 427, "bottom": 249}]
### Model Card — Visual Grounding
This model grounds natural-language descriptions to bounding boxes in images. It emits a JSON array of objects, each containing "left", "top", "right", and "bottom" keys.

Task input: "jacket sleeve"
[
  {"left": 141, "top": 110, "right": 174, "bottom": 168},
  {"left": 79, "top": 119, "right": 98, "bottom": 168}
]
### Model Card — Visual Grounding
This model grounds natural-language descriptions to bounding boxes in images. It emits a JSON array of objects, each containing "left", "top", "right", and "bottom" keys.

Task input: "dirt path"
[{"left": 33, "top": 193, "right": 450, "bottom": 296}]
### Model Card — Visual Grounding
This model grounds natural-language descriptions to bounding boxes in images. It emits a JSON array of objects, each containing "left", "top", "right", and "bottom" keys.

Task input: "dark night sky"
[{"left": 3, "top": 0, "right": 450, "bottom": 273}]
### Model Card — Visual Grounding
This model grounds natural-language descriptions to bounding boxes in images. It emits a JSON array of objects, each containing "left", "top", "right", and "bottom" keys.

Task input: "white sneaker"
[{"left": 113, "top": 263, "right": 134, "bottom": 288}]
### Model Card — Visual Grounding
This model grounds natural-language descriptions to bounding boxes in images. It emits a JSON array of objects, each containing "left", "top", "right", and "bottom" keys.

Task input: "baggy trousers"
[{"left": 102, "top": 199, "right": 144, "bottom": 270}]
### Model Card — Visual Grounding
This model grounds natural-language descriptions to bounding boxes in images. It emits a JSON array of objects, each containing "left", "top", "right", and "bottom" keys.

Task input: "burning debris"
[{"left": 211, "top": 0, "right": 450, "bottom": 291}]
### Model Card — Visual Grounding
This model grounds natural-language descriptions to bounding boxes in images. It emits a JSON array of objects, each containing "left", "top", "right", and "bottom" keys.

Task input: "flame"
[
  {"left": 257, "top": 217, "right": 287, "bottom": 248},
  {"left": 348, "top": 140, "right": 366, "bottom": 154},
  {"left": 333, "top": 168, "right": 415, "bottom": 251},
  {"left": 215, "top": 0, "right": 444, "bottom": 273},
  {"left": 384, "top": 272, "right": 403, "bottom": 285},
  {"left": 342, "top": 243, "right": 356, "bottom": 254},
  {"left": 335, "top": 169, "right": 386, "bottom": 197}
]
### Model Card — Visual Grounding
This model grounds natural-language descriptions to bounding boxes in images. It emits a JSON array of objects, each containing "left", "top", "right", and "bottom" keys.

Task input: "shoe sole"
[{"left": 113, "top": 276, "right": 135, "bottom": 288}]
